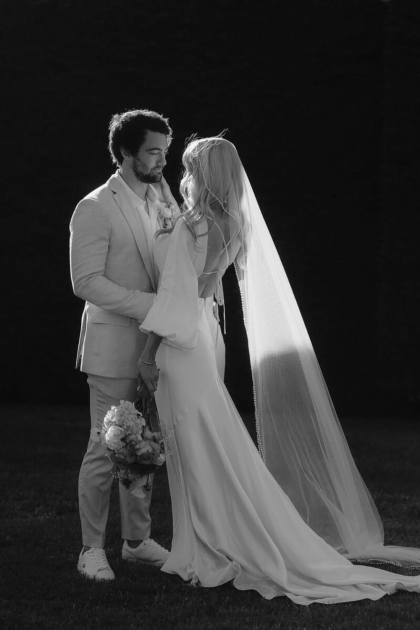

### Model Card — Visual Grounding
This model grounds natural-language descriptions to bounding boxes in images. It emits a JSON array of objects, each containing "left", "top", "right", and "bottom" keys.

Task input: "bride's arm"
[
  {"left": 137, "top": 332, "right": 163, "bottom": 396},
  {"left": 137, "top": 219, "right": 207, "bottom": 395}
]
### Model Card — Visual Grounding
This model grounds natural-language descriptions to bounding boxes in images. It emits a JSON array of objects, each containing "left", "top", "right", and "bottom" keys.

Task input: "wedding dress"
[{"left": 140, "top": 164, "right": 420, "bottom": 604}]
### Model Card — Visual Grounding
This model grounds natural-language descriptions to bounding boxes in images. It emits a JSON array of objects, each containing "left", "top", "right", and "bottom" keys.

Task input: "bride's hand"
[
  {"left": 154, "top": 176, "right": 178, "bottom": 206},
  {"left": 137, "top": 358, "right": 160, "bottom": 397}
]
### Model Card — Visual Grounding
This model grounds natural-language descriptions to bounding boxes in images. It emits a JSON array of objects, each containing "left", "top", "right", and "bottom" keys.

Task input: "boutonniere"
[{"left": 157, "top": 201, "right": 176, "bottom": 229}]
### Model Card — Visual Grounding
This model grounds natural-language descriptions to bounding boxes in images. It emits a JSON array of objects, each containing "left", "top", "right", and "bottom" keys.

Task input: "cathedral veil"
[
  {"left": 183, "top": 134, "right": 420, "bottom": 569},
  {"left": 230, "top": 164, "right": 420, "bottom": 569}
]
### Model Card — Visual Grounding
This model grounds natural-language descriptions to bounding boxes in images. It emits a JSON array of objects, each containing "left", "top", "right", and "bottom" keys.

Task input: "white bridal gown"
[{"left": 140, "top": 216, "right": 420, "bottom": 605}]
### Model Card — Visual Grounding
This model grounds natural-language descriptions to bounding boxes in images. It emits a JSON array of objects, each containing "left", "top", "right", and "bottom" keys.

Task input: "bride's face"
[
  {"left": 181, "top": 158, "right": 199, "bottom": 206},
  {"left": 188, "top": 175, "right": 198, "bottom": 202}
]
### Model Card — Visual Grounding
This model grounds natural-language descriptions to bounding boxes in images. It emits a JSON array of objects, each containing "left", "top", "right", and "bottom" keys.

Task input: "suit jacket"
[{"left": 70, "top": 173, "right": 163, "bottom": 378}]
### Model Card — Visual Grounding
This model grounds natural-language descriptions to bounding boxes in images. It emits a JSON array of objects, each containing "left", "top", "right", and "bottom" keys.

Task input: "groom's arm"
[{"left": 70, "top": 199, "right": 154, "bottom": 322}]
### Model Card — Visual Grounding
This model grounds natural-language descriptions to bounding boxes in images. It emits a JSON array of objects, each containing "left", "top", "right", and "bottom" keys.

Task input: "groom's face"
[{"left": 130, "top": 131, "right": 169, "bottom": 183}]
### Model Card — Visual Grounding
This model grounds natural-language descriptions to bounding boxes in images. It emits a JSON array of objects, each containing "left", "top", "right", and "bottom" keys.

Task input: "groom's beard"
[{"left": 133, "top": 160, "right": 163, "bottom": 184}]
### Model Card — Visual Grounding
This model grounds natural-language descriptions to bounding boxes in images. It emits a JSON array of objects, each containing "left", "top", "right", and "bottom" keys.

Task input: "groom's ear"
[{"left": 120, "top": 147, "right": 132, "bottom": 161}]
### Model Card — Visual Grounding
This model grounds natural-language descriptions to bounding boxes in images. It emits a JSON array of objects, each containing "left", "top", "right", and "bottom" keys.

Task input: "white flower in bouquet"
[
  {"left": 118, "top": 401, "right": 145, "bottom": 429},
  {"left": 102, "top": 401, "right": 145, "bottom": 438},
  {"left": 104, "top": 425, "right": 125, "bottom": 451},
  {"left": 103, "top": 407, "right": 118, "bottom": 430}
]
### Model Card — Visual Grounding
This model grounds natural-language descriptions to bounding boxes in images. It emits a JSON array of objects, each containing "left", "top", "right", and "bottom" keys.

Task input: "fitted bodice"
[{"left": 153, "top": 216, "right": 237, "bottom": 300}]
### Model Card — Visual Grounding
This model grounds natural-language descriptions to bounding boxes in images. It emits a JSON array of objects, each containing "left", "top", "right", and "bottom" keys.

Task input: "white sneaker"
[
  {"left": 77, "top": 548, "right": 115, "bottom": 581},
  {"left": 122, "top": 539, "right": 169, "bottom": 566}
]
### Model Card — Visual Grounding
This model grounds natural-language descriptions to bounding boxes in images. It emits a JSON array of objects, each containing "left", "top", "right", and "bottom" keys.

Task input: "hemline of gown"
[{"left": 155, "top": 306, "right": 420, "bottom": 606}]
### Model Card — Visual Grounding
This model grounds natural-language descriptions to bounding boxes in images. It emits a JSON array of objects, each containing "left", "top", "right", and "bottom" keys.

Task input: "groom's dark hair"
[{"left": 108, "top": 109, "right": 173, "bottom": 166}]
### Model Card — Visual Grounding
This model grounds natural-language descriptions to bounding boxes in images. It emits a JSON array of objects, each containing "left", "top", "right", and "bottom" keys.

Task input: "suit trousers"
[{"left": 78, "top": 374, "right": 153, "bottom": 548}]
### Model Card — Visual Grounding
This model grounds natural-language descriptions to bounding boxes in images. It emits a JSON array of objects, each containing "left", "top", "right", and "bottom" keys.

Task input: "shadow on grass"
[{"left": 1, "top": 405, "right": 420, "bottom": 630}]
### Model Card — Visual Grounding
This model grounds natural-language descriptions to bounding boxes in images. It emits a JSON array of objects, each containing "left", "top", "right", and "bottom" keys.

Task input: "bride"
[{"left": 137, "top": 135, "right": 420, "bottom": 605}]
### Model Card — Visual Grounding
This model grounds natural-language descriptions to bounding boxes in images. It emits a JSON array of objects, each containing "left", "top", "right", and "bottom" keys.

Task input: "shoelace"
[{"left": 88, "top": 548, "right": 110, "bottom": 570}]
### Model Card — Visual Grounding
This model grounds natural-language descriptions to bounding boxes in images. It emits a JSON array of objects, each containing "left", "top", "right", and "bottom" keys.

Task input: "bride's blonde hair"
[{"left": 157, "top": 134, "right": 243, "bottom": 240}]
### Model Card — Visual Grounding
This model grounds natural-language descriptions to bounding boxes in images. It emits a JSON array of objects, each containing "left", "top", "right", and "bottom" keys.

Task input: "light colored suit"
[
  {"left": 70, "top": 172, "right": 163, "bottom": 548},
  {"left": 71, "top": 173, "right": 158, "bottom": 378}
]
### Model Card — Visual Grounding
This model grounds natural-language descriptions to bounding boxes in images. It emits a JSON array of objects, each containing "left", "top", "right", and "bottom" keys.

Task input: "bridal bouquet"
[{"left": 101, "top": 385, "right": 165, "bottom": 498}]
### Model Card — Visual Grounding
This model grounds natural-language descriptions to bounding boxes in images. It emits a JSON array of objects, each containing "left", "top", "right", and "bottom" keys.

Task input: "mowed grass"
[{"left": 1, "top": 405, "right": 420, "bottom": 630}]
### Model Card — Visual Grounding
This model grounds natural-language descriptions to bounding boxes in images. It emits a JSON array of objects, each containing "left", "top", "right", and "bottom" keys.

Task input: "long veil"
[{"left": 228, "top": 164, "right": 420, "bottom": 568}]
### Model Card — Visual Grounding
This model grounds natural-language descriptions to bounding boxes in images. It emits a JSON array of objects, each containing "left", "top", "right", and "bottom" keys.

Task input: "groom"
[{"left": 70, "top": 109, "right": 178, "bottom": 580}]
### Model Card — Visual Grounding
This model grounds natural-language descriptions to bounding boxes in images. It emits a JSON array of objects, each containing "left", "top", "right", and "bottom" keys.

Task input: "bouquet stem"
[{"left": 135, "top": 382, "right": 160, "bottom": 434}]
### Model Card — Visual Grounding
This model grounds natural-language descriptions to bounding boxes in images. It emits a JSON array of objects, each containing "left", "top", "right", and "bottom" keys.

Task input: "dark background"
[{"left": 1, "top": 0, "right": 419, "bottom": 416}]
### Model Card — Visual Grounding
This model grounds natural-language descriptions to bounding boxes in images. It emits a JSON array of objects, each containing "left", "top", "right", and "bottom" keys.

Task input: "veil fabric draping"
[{"left": 216, "top": 161, "right": 420, "bottom": 568}]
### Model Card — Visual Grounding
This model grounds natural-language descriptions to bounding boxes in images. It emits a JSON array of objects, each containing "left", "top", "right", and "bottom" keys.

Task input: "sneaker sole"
[
  {"left": 122, "top": 557, "right": 166, "bottom": 566},
  {"left": 77, "top": 566, "right": 115, "bottom": 580}
]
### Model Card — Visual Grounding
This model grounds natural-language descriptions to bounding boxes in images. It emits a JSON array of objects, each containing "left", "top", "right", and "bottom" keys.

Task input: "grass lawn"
[{"left": 1, "top": 405, "right": 420, "bottom": 629}]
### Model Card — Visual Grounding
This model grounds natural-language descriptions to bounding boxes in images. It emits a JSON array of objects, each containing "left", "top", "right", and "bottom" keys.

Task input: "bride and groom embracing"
[{"left": 70, "top": 109, "right": 420, "bottom": 605}]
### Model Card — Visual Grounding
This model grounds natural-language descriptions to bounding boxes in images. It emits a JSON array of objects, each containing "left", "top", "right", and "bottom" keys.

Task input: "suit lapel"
[{"left": 108, "top": 174, "right": 157, "bottom": 291}]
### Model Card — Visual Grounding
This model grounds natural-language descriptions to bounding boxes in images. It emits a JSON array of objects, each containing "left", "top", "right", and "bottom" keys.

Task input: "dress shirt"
[{"left": 116, "top": 172, "right": 160, "bottom": 261}]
